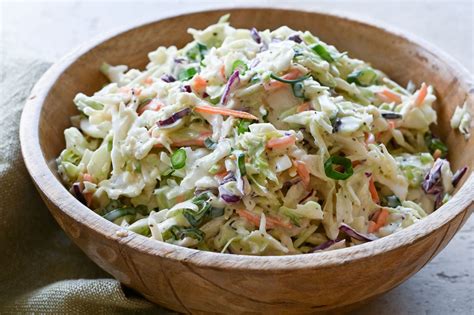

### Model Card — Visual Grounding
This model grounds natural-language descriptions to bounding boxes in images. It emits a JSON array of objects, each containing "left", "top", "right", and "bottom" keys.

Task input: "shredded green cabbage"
[{"left": 57, "top": 15, "right": 464, "bottom": 255}]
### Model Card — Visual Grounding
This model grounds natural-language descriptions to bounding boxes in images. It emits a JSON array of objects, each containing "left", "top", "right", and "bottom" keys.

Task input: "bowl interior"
[{"left": 39, "top": 8, "right": 473, "bottom": 180}]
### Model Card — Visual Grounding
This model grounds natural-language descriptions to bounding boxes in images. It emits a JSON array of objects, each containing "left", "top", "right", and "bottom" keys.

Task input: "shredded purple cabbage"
[
  {"left": 218, "top": 172, "right": 242, "bottom": 203},
  {"left": 250, "top": 27, "right": 261, "bottom": 44},
  {"left": 219, "top": 172, "right": 236, "bottom": 185},
  {"left": 220, "top": 194, "right": 241, "bottom": 203},
  {"left": 220, "top": 70, "right": 240, "bottom": 105},
  {"left": 72, "top": 183, "right": 87, "bottom": 205},
  {"left": 339, "top": 223, "right": 376, "bottom": 242},
  {"left": 161, "top": 74, "right": 176, "bottom": 83},
  {"left": 181, "top": 85, "right": 192, "bottom": 93},
  {"left": 310, "top": 238, "right": 344, "bottom": 252},
  {"left": 174, "top": 57, "right": 186, "bottom": 64},
  {"left": 452, "top": 166, "right": 468, "bottom": 187},
  {"left": 288, "top": 34, "right": 302, "bottom": 43},
  {"left": 434, "top": 192, "right": 444, "bottom": 210},
  {"left": 422, "top": 159, "right": 445, "bottom": 194},
  {"left": 157, "top": 108, "right": 190, "bottom": 127}
]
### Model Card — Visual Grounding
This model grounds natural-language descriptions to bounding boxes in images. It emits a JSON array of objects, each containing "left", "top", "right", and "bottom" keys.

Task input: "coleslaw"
[{"left": 57, "top": 15, "right": 468, "bottom": 255}]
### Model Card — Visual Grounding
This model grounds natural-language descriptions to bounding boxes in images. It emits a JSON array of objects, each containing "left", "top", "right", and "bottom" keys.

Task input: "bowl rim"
[{"left": 20, "top": 7, "right": 474, "bottom": 271}]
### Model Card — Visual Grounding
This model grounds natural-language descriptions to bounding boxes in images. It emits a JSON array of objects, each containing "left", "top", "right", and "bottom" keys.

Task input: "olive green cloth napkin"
[{"left": 0, "top": 55, "right": 172, "bottom": 314}]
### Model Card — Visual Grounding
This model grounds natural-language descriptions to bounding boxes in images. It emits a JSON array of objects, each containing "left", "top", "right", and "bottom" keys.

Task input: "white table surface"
[{"left": 1, "top": 1, "right": 473, "bottom": 314}]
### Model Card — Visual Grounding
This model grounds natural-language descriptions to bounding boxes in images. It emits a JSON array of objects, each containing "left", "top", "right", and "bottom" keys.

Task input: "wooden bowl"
[{"left": 20, "top": 8, "right": 473, "bottom": 314}]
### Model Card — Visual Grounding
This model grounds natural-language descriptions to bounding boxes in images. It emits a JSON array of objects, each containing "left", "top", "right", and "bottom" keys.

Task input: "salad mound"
[{"left": 57, "top": 15, "right": 468, "bottom": 255}]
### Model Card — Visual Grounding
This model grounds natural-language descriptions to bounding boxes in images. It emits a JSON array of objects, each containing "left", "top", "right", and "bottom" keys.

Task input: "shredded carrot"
[
  {"left": 137, "top": 100, "right": 163, "bottom": 116},
  {"left": 367, "top": 208, "right": 389, "bottom": 233},
  {"left": 133, "top": 88, "right": 142, "bottom": 96},
  {"left": 352, "top": 160, "right": 362, "bottom": 168},
  {"left": 194, "top": 105, "right": 258, "bottom": 120},
  {"left": 192, "top": 76, "right": 207, "bottom": 93},
  {"left": 294, "top": 160, "right": 311, "bottom": 189},
  {"left": 236, "top": 209, "right": 292, "bottom": 229},
  {"left": 154, "top": 131, "right": 212, "bottom": 148},
  {"left": 215, "top": 170, "right": 229, "bottom": 180},
  {"left": 144, "top": 77, "right": 153, "bottom": 85},
  {"left": 296, "top": 102, "right": 311, "bottom": 113},
  {"left": 433, "top": 149, "right": 442, "bottom": 160},
  {"left": 266, "top": 135, "right": 296, "bottom": 150},
  {"left": 282, "top": 69, "right": 302, "bottom": 80},
  {"left": 82, "top": 173, "right": 95, "bottom": 183},
  {"left": 367, "top": 221, "right": 378, "bottom": 233},
  {"left": 175, "top": 195, "right": 186, "bottom": 203},
  {"left": 265, "top": 69, "right": 302, "bottom": 90},
  {"left": 414, "top": 82, "right": 428, "bottom": 107},
  {"left": 219, "top": 64, "right": 226, "bottom": 79},
  {"left": 369, "top": 176, "right": 380, "bottom": 204},
  {"left": 84, "top": 192, "right": 93, "bottom": 207},
  {"left": 376, "top": 208, "right": 389, "bottom": 227},
  {"left": 377, "top": 89, "right": 402, "bottom": 104}
]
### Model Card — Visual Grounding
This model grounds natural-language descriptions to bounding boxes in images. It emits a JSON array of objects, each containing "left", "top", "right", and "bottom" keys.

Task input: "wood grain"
[{"left": 19, "top": 8, "right": 473, "bottom": 314}]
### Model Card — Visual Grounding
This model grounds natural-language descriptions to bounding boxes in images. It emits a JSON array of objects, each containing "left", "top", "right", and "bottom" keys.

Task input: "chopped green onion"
[
  {"left": 293, "top": 47, "right": 304, "bottom": 57},
  {"left": 425, "top": 134, "right": 448, "bottom": 158},
  {"left": 430, "top": 138, "right": 448, "bottom": 156},
  {"left": 171, "top": 149, "right": 187, "bottom": 169},
  {"left": 204, "top": 137, "right": 217, "bottom": 149},
  {"left": 162, "top": 168, "right": 174, "bottom": 177},
  {"left": 133, "top": 161, "right": 141, "bottom": 173},
  {"left": 237, "top": 119, "right": 251, "bottom": 135},
  {"left": 292, "top": 81, "right": 305, "bottom": 98},
  {"left": 231, "top": 60, "right": 248, "bottom": 74},
  {"left": 270, "top": 72, "right": 309, "bottom": 84},
  {"left": 237, "top": 153, "right": 247, "bottom": 176},
  {"left": 169, "top": 225, "right": 205, "bottom": 242},
  {"left": 178, "top": 68, "right": 197, "bottom": 81},
  {"left": 107, "top": 139, "right": 113, "bottom": 152},
  {"left": 186, "top": 43, "right": 208, "bottom": 61},
  {"left": 183, "top": 192, "right": 213, "bottom": 226},
  {"left": 346, "top": 68, "right": 377, "bottom": 86},
  {"left": 324, "top": 156, "right": 353, "bottom": 180},
  {"left": 103, "top": 208, "right": 139, "bottom": 221},
  {"left": 249, "top": 74, "right": 260, "bottom": 84},
  {"left": 311, "top": 44, "right": 334, "bottom": 62},
  {"left": 208, "top": 97, "right": 220, "bottom": 105},
  {"left": 128, "top": 219, "right": 151, "bottom": 236},
  {"left": 420, "top": 153, "right": 433, "bottom": 164}
]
